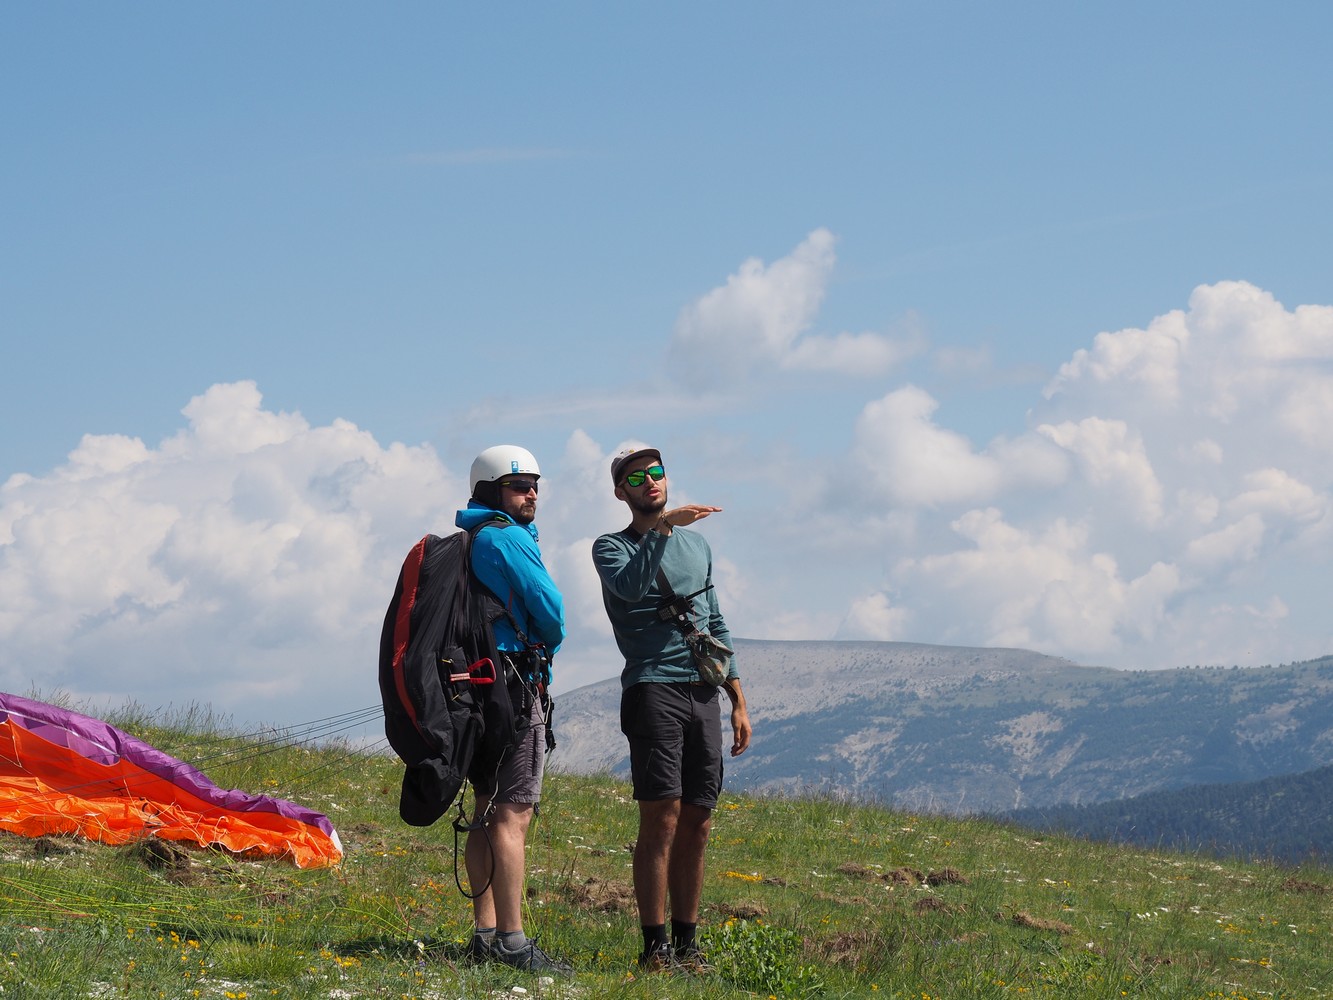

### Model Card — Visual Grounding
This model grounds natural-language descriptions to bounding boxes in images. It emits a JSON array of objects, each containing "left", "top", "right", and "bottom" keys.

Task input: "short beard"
[
  {"left": 501, "top": 495, "right": 537, "bottom": 525},
  {"left": 626, "top": 488, "right": 667, "bottom": 518}
]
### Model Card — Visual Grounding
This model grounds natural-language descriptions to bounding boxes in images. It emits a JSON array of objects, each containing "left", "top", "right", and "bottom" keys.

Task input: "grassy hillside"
[{"left": 2, "top": 705, "right": 1330, "bottom": 998}]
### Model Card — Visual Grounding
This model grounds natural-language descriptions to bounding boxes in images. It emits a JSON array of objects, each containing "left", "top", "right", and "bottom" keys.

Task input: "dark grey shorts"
[
  {"left": 474, "top": 693, "right": 547, "bottom": 805},
  {"left": 620, "top": 682, "right": 723, "bottom": 808}
]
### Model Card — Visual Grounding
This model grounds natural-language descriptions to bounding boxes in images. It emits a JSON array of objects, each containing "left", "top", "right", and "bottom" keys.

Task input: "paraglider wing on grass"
[{"left": 0, "top": 692, "right": 342, "bottom": 868}]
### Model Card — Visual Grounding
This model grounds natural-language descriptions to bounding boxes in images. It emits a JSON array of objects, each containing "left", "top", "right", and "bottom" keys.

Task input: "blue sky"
[{"left": 3, "top": 2, "right": 1332, "bottom": 732}]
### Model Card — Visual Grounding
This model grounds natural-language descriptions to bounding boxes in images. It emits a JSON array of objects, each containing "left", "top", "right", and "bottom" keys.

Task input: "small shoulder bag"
[{"left": 653, "top": 566, "right": 733, "bottom": 686}]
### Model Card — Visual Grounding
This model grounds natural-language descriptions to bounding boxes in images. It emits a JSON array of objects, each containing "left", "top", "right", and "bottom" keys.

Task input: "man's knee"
[
  {"left": 677, "top": 803, "right": 712, "bottom": 841},
  {"left": 679, "top": 801, "right": 712, "bottom": 826},
  {"left": 637, "top": 798, "right": 682, "bottom": 848},
  {"left": 640, "top": 797, "right": 681, "bottom": 825},
  {"left": 494, "top": 801, "right": 535, "bottom": 829}
]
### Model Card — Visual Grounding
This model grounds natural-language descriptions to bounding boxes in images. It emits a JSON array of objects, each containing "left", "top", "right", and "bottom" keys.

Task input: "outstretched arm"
[{"left": 650, "top": 504, "right": 722, "bottom": 535}]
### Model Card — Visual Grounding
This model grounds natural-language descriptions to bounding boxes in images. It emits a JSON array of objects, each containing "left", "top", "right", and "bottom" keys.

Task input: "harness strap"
[{"left": 655, "top": 566, "right": 713, "bottom": 639}]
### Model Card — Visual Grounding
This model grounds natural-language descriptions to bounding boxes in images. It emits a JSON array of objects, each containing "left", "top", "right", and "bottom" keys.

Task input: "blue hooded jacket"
[{"left": 455, "top": 502, "right": 565, "bottom": 657}]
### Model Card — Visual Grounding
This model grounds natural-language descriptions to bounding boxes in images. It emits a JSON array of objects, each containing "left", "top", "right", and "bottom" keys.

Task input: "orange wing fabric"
[{"left": 0, "top": 693, "right": 342, "bottom": 868}]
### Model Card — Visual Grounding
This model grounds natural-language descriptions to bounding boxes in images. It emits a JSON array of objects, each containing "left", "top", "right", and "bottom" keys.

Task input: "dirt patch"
[
  {"left": 1281, "top": 877, "right": 1328, "bottom": 894},
  {"left": 1010, "top": 911, "right": 1074, "bottom": 934},
  {"left": 926, "top": 867, "right": 968, "bottom": 886},
  {"left": 566, "top": 876, "right": 636, "bottom": 913},
  {"left": 713, "top": 900, "right": 767, "bottom": 920},
  {"left": 839, "top": 864, "right": 969, "bottom": 887},
  {"left": 30, "top": 836, "right": 76, "bottom": 858},
  {"left": 132, "top": 838, "right": 190, "bottom": 871},
  {"left": 913, "top": 896, "right": 952, "bottom": 914},
  {"left": 128, "top": 838, "right": 199, "bottom": 885},
  {"left": 1130, "top": 954, "right": 1174, "bottom": 973}
]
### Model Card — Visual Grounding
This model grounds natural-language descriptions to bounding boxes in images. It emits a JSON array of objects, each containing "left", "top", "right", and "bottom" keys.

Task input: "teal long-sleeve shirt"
[{"left": 591, "top": 525, "right": 737, "bottom": 689}]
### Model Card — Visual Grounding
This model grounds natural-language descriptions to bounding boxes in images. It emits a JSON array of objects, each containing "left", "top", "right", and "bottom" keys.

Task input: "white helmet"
[{"left": 469, "top": 445, "right": 541, "bottom": 492}]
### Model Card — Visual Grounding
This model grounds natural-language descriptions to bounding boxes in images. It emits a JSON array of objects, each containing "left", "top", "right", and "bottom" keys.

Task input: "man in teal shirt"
[{"left": 592, "top": 446, "right": 752, "bottom": 973}]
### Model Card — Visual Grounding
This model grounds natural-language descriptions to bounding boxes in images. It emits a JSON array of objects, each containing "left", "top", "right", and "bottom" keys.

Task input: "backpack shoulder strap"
[
  {"left": 464, "top": 516, "right": 531, "bottom": 647},
  {"left": 468, "top": 514, "right": 510, "bottom": 537}
]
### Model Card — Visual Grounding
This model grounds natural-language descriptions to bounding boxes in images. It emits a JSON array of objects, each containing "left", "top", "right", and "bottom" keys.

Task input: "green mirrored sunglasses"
[{"left": 623, "top": 464, "right": 665, "bottom": 487}]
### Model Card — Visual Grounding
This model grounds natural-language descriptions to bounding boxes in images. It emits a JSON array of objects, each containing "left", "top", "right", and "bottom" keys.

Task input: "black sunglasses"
[
  {"left": 622, "top": 464, "right": 665, "bottom": 487},
  {"left": 499, "top": 478, "right": 539, "bottom": 494}
]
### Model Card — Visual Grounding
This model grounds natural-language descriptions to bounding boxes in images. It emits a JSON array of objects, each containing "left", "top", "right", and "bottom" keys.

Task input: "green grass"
[{"left": 2, "top": 706, "right": 1330, "bottom": 998}]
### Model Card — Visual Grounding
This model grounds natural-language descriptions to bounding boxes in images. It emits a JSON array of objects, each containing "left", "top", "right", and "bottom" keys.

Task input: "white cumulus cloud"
[
  {"left": 0, "top": 381, "right": 461, "bottom": 727},
  {"left": 670, "top": 228, "right": 918, "bottom": 380},
  {"left": 836, "top": 279, "right": 1333, "bottom": 669},
  {"left": 897, "top": 508, "right": 1183, "bottom": 658},
  {"left": 851, "top": 386, "right": 1005, "bottom": 507},
  {"left": 1037, "top": 417, "right": 1165, "bottom": 527},
  {"left": 839, "top": 592, "right": 910, "bottom": 641}
]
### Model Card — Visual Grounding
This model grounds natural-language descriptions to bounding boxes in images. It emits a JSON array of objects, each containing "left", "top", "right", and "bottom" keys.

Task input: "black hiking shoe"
[
  {"left": 674, "top": 944, "right": 715, "bottom": 975},
  {"left": 636, "top": 942, "right": 679, "bottom": 974},
  {"left": 490, "top": 935, "right": 573, "bottom": 975}
]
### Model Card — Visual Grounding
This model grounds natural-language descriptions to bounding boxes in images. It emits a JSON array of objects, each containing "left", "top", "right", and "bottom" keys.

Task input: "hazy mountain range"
[
  {"left": 1005, "top": 763, "right": 1333, "bottom": 866},
  {"left": 550, "top": 639, "right": 1333, "bottom": 815}
]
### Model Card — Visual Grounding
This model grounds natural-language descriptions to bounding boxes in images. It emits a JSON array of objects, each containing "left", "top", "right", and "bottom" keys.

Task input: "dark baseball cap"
[{"left": 610, "top": 446, "right": 662, "bottom": 485}]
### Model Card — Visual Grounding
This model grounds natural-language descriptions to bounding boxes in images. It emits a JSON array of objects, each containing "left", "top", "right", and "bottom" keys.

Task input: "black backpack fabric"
[{"left": 378, "top": 521, "right": 522, "bottom": 827}]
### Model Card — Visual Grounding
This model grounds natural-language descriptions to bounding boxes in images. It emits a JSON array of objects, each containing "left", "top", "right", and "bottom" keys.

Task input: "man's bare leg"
[
  {"left": 667, "top": 802, "right": 712, "bottom": 923},
  {"left": 466, "top": 799, "right": 534, "bottom": 933}
]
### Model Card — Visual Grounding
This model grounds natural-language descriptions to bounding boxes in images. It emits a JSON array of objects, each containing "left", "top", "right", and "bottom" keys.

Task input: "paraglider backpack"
[{"left": 378, "top": 519, "right": 531, "bottom": 827}]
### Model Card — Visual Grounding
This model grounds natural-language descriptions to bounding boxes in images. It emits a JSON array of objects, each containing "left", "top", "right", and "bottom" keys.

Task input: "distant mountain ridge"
[
  {"left": 1003, "top": 763, "right": 1333, "bottom": 866},
  {"left": 551, "top": 639, "right": 1333, "bottom": 815}
]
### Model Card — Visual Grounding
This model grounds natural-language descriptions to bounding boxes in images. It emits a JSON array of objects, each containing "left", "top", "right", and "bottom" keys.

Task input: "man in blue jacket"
[
  {"left": 592, "top": 445, "right": 752, "bottom": 973},
  {"left": 457, "top": 444, "right": 568, "bottom": 974}
]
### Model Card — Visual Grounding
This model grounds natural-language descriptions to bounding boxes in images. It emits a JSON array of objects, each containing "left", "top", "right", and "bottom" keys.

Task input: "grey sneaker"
[{"left": 490, "top": 935, "right": 573, "bottom": 975}]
